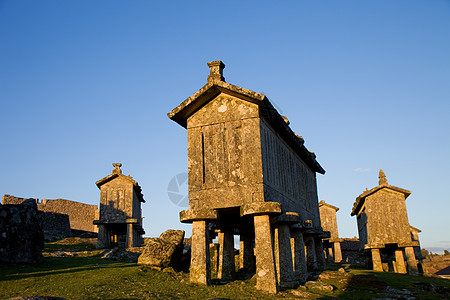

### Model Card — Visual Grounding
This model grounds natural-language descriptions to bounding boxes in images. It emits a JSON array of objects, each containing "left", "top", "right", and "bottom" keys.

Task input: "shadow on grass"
[{"left": 0, "top": 256, "right": 135, "bottom": 282}]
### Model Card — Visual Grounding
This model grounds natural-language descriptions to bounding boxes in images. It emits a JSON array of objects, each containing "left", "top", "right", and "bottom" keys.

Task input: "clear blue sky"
[{"left": 1, "top": 0, "right": 449, "bottom": 253}]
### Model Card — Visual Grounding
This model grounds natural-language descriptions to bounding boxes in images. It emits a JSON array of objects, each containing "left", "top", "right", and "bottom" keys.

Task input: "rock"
[
  {"left": 0, "top": 199, "right": 44, "bottom": 263},
  {"left": 413, "top": 282, "right": 450, "bottom": 298},
  {"left": 138, "top": 229, "right": 185, "bottom": 269},
  {"left": 305, "top": 281, "right": 334, "bottom": 292},
  {"left": 101, "top": 247, "right": 141, "bottom": 263}
]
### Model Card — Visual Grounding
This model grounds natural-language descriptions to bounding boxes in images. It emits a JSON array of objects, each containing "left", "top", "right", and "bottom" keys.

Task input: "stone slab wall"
[
  {"left": 364, "top": 189, "right": 411, "bottom": 248},
  {"left": 186, "top": 94, "right": 264, "bottom": 210},
  {"left": 2, "top": 194, "right": 98, "bottom": 235},
  {"left": 0, "top": 199, "right": 44, "bottom": 263},
  {"left": 260, "top": 119, "right": 320, "bottom": 226},
  {"left": 39, "top": 198, "right": 98, "bottom": 233}
]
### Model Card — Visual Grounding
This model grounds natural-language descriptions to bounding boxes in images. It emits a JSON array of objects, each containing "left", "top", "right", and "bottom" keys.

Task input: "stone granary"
[
  {"left": 94, "top": 163, "right": 145, "bottom": 249},
  {"left": 168, "top": 60, "right": 327, "bottom": 293},
  {"left": 351, "top": 169, "right": 423, "bottom": 274},
  {"left": 319, "top": 200, "right": 342, "bottom": 263}
]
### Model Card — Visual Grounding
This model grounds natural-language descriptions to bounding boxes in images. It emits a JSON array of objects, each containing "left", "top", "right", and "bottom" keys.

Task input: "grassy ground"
[{"left": 1, "top": 240, "right": 449, "bottom": 299}]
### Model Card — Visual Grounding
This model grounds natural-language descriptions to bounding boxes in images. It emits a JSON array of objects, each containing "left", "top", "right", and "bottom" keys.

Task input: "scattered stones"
[
  {"left": 100, "top": 247, "right": 141, "bottom": 263},
  {"left": 138, "top": 229, "right": 185, "bottom": 269},
  {"left": 413, "top": 282, "right": 450, "bottom": 298},
  {"left": 305, "top": 280, "right": 334, "bottom": 292}
]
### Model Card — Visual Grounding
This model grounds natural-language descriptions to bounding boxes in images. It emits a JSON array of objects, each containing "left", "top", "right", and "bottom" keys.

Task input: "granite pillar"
[
  {"left": 290, "top": 230, "right": 307, "bottom": 283},
  {"left": 371, "top": 248, "right": 383, "bottom": 272},
  {"left": 395, "top": 249, "right": 407, "bottom": 274},
  {"left": 274, "top": 224, "right": 295, "bottom": 287},
  {"left": 254, "top": 214, "right": 278, "bottom": 293},
  {"left": 190, "top": 220, "right": 211, "bottom": 284}
]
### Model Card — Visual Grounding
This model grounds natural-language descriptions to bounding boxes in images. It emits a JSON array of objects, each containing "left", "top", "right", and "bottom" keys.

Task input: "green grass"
[
  {"left": 1, "top": 256, "right": 449, "bottom": 300},
  {"left": 0, "top": 256, "right": 278, "bottom": 300}
]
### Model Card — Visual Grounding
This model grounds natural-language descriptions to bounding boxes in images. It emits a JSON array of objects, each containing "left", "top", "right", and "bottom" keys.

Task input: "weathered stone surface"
[
  {"left": 0, "top": 199, "right": 44, "bottom": 263},
  {"left": 101, "top": 247, "right": 141, "bottom": 263},
  {"left": 179, "top": 208, "right": 218, "bottom": 223},
  {"left": 2, "top": 194, "right": 98, "bottom": 238},
  {"left": 168, "top": 60, "right": 326, "bottom": 293},
  {"left": 138, "top": 230, "right": 185, "bottom": 269},
  {"left": 305, "top": 280, "right": 334, "bottom": 292},
  {"left": 352, "top": 170, "right": 423, "bottom": 274},
  {"left": 94, "top": 163, "right": 145, "bottom": 249}
]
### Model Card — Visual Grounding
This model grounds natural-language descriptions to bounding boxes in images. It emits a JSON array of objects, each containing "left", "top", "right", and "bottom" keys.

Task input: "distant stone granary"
[
  {"left": 351, "top": 169, "right": 423, "bottom": 274},
  {"left": 319, "top": 200, "right": 342, "bottom": 263},
  {"left": 94, "top": 163, "right": 145, "bottom": 249},
  {"left": 168, "top": 60, "right": 326, "bottom": 293}
]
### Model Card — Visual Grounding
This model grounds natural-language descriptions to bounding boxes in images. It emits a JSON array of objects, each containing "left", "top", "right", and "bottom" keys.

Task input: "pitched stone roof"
[
  {"left": 96, "top": 163, "right": 145, "bottom": 203},
  {"left": 167, "top": 60, "right": 325, "bottom": 175},
  {"left": 435, "top": 265, "right": 450, "bottom": 276},
  {"left": 319, "top": 200, "right": 339, "bottom": 211},
  {"left": 351, "top": 170, "right": 411, "bottom": 216},
  {"left": 409, "top": 225, "right": 421, "bottom": 233}
]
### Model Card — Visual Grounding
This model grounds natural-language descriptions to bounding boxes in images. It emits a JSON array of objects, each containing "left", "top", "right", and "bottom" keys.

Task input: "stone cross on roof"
[
  {"left": 378, "top": 169, "right": 388, "bottom": 185},
  {"left": 207, "top": 60, "right": 225, "bottom": 83},
  {"left": 112, "top": 163, "right": 122, "bottom": 175}
]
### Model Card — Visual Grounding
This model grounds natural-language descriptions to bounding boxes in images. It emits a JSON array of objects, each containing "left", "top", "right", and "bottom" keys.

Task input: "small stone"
[{"left": 305, "top": 281, "right": 334, "bottom": 292}]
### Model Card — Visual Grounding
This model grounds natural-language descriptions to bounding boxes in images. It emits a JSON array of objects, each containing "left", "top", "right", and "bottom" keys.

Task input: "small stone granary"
[
  {"left": 168, "top": 60, "right": 326, "bottom": 293},
  {"left": 94, "top": 163, "right": 145, "bottom": 248},
  {"left": 319, "top": 200, "right": 342, "bottom": 263},
  {"left": 351, "top": 169, "right": 423, "bottom": 274}
]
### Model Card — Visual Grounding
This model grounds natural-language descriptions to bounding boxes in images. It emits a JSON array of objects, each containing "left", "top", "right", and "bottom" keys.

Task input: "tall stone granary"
[
  {"left": 351, "top": 169, "right": 423, "bottom": 274},
  {"left": 319, "top": 200, "right": 343, "bottom": 263},
  {"left": 168, "top": 60, "right": 327, "bottom": 293},
  {"left": 94, "top": 163, "right": 145, "bottom": 249}
]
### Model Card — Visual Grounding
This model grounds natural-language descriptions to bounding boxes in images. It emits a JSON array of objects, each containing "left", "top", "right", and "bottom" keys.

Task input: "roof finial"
[
  {"left": 207, "top": 60, "right": 225, "bottom": 83},
  {"left": 112, "top": 163, "right": 122, "bottom": 175},
  {"left": 378, "top": 169, "right": 388, "bottom": 185}
]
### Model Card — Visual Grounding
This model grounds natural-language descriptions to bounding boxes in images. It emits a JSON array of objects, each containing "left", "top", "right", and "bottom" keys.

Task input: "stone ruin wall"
[
  {"left": 2, "top": 194, "right": 98, "bottom": 235},
  {"left": 0, "top": 199, "right": 44, "bottom": 263}
]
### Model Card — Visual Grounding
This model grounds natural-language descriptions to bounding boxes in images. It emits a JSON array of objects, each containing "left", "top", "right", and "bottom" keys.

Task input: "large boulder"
[
  {"left": 0, "top": 199, "right": 44, "bottom": 263},
  {"left": 138, "top": 229, "right": 185, "bottom": 269}
]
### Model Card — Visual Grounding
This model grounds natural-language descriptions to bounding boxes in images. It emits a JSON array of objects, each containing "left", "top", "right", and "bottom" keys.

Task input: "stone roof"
[
  {"left": 167, "top": 60, "right": 325, "bottom": 175},
  {"left": 435, "top": 265, "right": 450, "bottom": 276},
  {"left": 351, "top": 170, "right": 410, "bottom": 216},
  {"left": 96, "top": 163, "right": 145, "bottom": 203},
  {"left": 409, "top": 225, "right": 421, "bottom": 233},
  {"left": 318, "top": 200, "right": 339, "bottom": 211}
]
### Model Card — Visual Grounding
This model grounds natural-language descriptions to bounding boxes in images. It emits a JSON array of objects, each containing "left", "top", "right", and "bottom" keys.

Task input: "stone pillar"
[
  {"left": 327, "top": 247, "right": 333, "bottom": 262},
  {"left": 96, "top": 225, "right": 110, "bottom": 249},
  {"left": 333, "top": 242, "right": 342, "bottom": 263},
  {"left": 305, "top": 237, "right": 318, "bottom": 271},
  {"left": 291, "top": 230, "right": 307, "bottom": 283},
  {"left": 239, "top": 234, "right": 255, "bottom": 273},
  {"left": 254, "top": 214, "right": 278, "bottom": 293},
  {"left": 209, "top": 243, "right": 219, "bottom": 279},
  {"left": 126, "top": 223, "right": 134, "bottom": 248},
  {"left": 274, "top": 224, "right": 295, "bottom": 287},
  {"left": 315, "top": 238, "right": 326, "bottom": 270},
  {"left": 404, "top": 247, "right": 418, "bottom": 275},
  {"left": 190, "top": 220, "right": 211, "bottom": 285},
  {"left": 395, "top": 250, "right": 407, "bottom": 274},
  {"left": 371, "top": 248, "right": 383, "bottom": 272},
  {"left": 217, "top": 230, "right": 235, "bottom": 281}
]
